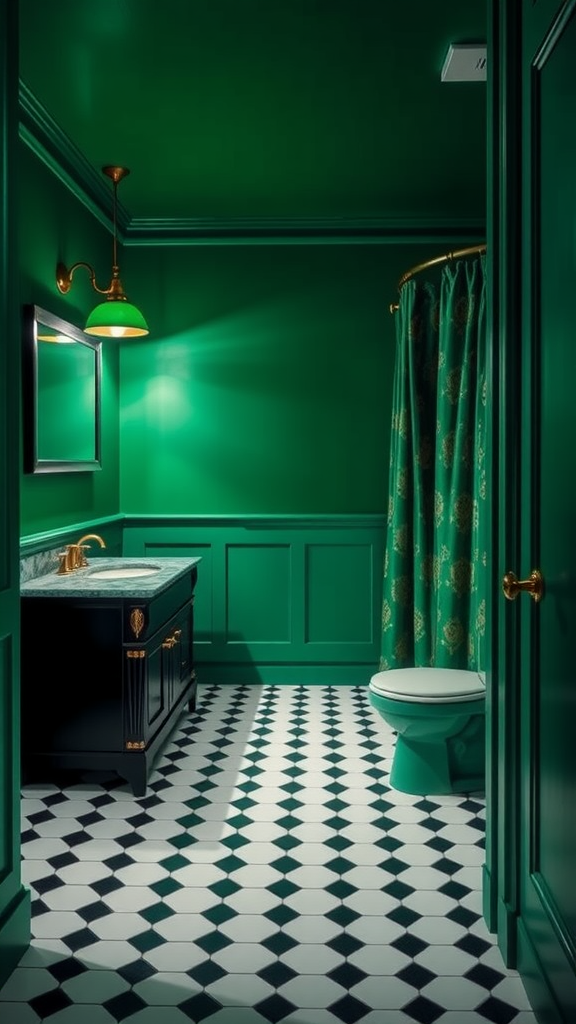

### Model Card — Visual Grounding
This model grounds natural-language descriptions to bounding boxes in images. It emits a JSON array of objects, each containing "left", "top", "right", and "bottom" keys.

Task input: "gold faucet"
[{"left": 56, "top": 533, "right": 106, "bottom": 574}]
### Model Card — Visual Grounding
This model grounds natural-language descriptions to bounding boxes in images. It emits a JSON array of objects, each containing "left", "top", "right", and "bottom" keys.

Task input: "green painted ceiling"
[{"left": 18, "top": 0, "right": 487, "bottom": 232}]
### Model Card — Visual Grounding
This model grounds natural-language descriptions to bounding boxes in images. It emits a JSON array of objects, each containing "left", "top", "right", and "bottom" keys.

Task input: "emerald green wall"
[
  {"left": 18, "top": 145, "right": 120, "bottom": 536},
  {"left": 120, "top": 242, "right": 443, "bottom": 515},
  {"left": 15, "top": 144, "right": 473, "bottom": 525}
]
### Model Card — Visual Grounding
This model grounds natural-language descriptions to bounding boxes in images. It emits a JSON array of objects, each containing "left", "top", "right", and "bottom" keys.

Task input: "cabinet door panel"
[
  {"left": 145, "top": 638, "right": 166, "bottom": 735},
  {"left": 22, "top": 601, "right": 124, "bottom": 752},
  {"left": 173, "top": 603, "right": 193, "bottom": 705}
]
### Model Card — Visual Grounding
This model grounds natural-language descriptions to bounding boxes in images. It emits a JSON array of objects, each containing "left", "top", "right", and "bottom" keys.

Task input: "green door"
[
  {"left": 0, "top": 0, "right": 31, "bottom": 985},
  {"left": 507, "top": 1, "right": 576, "bottom": 1019}
]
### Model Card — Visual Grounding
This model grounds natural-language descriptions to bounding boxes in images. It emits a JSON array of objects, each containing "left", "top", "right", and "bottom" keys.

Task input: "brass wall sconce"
[{"left": 56, "top": 165, "right": 149, "bottom": 338}]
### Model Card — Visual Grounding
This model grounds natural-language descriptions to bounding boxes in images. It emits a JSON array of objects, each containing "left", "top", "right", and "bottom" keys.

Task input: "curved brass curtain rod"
[{"left": 389, "top": 243, "right": 487, "bottom": 313}]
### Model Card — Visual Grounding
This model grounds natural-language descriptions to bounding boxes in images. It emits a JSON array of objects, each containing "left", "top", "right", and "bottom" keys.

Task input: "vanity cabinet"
[{"left": 20, "top": 561, "right": 198, "bottom": 797}]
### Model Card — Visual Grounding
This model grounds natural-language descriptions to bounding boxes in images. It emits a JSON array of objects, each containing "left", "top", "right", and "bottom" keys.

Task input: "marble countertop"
[{"left": 20, "top": 556, "right": 201, "bottom": 599}]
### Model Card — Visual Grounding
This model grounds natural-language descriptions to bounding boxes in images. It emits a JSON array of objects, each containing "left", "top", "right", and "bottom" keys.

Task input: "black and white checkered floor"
[{"left": 3, "top": 684, "right": 536, "bottom": 1024}]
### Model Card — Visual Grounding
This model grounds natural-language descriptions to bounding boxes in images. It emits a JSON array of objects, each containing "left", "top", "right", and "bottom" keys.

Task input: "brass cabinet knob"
[{"left": 502, "top": 569, "right": 544, "bottom": 603}]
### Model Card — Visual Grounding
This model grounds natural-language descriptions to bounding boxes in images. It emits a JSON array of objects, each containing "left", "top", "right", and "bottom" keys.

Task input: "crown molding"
[
  {"left": 124, "top": 216, "right": 486, "bottom": 246},
  {"left": 19, "top": 81, "right": 485, "bottom": 247},
  {"left": 19, "top": 80, "right": 130, "bottom": 237}
]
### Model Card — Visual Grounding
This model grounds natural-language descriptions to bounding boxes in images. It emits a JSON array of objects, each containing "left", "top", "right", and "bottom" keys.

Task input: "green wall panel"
[
  {"left": 226, "top": 545, "right": 291, "bottom": 643},
  {"left": 18, "top": 144, "right": 120, "bottom": 536},
  {"left": 119, "top": 242, "right": 448, "bottom": 516},
  {"left": 306, "top": 544, "right": 373, "bottom": 644}
]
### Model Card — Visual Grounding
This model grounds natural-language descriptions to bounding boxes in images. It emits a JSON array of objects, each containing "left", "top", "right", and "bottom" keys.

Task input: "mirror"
[{"left": 23, "top": 305, "right": 102, "bottom": 473}]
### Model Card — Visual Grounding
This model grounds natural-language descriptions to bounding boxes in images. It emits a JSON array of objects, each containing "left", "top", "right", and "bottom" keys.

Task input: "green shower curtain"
[{"left": 380, "top": 255, "right": 487, "bottom": 672}]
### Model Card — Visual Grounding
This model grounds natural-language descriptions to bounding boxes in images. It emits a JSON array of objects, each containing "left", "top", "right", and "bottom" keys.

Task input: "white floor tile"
[
  {"left": 348, "top": 944, "right": 410, "bottom": 975},
  {"left": 205, "top": 972, "right": 273, "bottom": 1005},
  {"left": 403, "top": 890, "right": 458, "bottom": 916},
  {"left": 348, "top": 974, "right": 415, "bottom": 1009},
  {"left": 117, "top": 1009, "right": 195, "bottom": 1024},
  {"left": 31, "top": 911, "right": 84, "bottom": 940},
  {"left": 279, "top": 974, "right": 345, "bottom": 1008},
  {"left": 284, "top": 889, "right": 341, "bottom": 916},
  {"left": 346, "top": 916, "right": 405, "bottom": 945},
  {"left": 77, "top": 939, "right": 145, "bottom": 971},
  {"left": 133, "top": 972, "right": 201, "bottom": 1005},
  {"left": 416, "top": 944, "right": 479, "bottom": 976},
  {"left": 425, "top": 975, "right": 488, "bottom": 1009},
  {"left": 114, "top": 863, "right": 169, "bottom": 886},
  {"left": 283, "top": 943, "right": 343, "bottom": 974},
  {"left": 90, "top": 912, "right": 150, "bottom": 941},
  {"left": 45, "top": 1008, "right": 117, "bottom": 1024},
  {"left": 101, "top": 886, "right": 160, "bottom": 913},
  {"left": 62, "top": 970, "right": 129, "bottom": 1002},
  {"left": 212, "top": 942, "right": 276, "bottom": 974},
  {"left": 0, "top": 968, "right": 58, "bottom": 1002},
  {"left": 0, "top": 1005, "right": 40, "bottom": 1024},
  {"left": 219, "top": 913, "right": 278, "bottom": 943},
  {"left": 143, "top": 941, "right": 207, "bottom": 973},
  {"left": 283, "top": 914, "right": 343, "bottom": 943},
  {"left": 410, "top": 916, "right": 468, "bottom": 944}
]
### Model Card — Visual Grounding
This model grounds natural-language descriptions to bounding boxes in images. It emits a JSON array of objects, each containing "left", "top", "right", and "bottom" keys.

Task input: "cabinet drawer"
[{"left": 123, "top": 571, "right": 194, "bottom": 642}]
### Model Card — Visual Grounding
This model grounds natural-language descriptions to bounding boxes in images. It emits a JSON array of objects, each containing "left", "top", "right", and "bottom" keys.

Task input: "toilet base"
[
  {"left": 369, "top": 669, "right": 486, "bottom": 797},
  {"left": 390, "top": 732, "right": 484, "bottom": 795}
]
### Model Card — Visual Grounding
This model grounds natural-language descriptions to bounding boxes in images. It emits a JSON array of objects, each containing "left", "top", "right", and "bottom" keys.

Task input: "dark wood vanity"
[{"left": 20, "top": 557, "right": 200, "bottom": 797}]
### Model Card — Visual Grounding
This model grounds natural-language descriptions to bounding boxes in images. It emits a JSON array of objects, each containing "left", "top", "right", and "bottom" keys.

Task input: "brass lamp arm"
[
  {"left": 56, "top": 260, "right": 111, "bottom": 297},
  {"left": 53, "top": 166, "right": 148, "bottom": 335}
]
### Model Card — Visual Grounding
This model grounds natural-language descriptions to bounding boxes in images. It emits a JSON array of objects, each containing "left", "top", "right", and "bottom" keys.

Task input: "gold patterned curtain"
[{"left": 380, "top": 256, "right": 487, "bottom": 671}]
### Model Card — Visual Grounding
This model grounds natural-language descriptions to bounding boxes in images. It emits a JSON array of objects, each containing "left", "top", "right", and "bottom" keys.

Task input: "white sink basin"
[{"left": 87, "top": 565, "right": 161, "bottom": 580}]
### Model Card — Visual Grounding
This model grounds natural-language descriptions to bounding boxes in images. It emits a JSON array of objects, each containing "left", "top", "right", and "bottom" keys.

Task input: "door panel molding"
[
  {"left": 514, "top": 0, "right": 576, "bottom": 1018},
  {"left": 486, "top": 0, "right": 523, "bottom": 961},
  {"left": 0, "top": 0, "right": 31, "bottom": 988}
]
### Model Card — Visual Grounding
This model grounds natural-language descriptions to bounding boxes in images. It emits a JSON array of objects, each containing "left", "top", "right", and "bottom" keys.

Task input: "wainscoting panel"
[
  {"left": 306, "top": 543, "right": 373, "bottom": 645},
  {"left": 123, "top": 516, "right": 385, "bottom": 684},
  {"left": 225, "top": 544, "right": 292, "bottom": 645}
]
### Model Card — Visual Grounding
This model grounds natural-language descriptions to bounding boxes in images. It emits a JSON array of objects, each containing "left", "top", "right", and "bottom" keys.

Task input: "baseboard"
[
  {"left": 517, "top": 918, "right": 563, "bottom": 1024},
  {"left": 496, "top": 894, "right": 518, "bottom": 968},
  {"left": 482, "top": 863, "right": 496, "bottom": 933},
  {"left": 196, "top": 664, "right": 376, "bottom": 686},
  {"left": 0, "top": 887, "right": 31, "bottom": 989}
]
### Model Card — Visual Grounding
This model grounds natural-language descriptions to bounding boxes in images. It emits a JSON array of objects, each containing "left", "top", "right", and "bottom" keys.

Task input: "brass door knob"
[{"left": 502, "top": 569, "right": 544, "bottom": 603}]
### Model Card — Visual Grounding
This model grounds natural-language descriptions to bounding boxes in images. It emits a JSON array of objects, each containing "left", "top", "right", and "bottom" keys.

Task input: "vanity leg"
[
  {"left": 124, "top": 758, "right": 148, "bottom": 798},
  {"left": 188, "top": 674, "right": 197, "bottom": 713}
]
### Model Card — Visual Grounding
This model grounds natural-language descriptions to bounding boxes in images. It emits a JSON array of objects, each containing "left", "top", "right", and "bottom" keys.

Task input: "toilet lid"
[{"left": 369, "top": 668, "right": 485, "bottom": 704}]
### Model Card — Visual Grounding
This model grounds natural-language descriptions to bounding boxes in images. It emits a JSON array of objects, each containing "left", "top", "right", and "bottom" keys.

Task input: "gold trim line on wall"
[
  {"left": 126, "top": 649, "right": 146, "bottom": 659},
  {"left": 501, "top": 569, "right": 544, "bottom": 603}
]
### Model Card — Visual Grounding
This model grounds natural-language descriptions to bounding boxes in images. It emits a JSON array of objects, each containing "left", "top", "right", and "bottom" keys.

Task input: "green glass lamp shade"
[{"left": 84, "top": 299, "right": 149, "bottom": 338}]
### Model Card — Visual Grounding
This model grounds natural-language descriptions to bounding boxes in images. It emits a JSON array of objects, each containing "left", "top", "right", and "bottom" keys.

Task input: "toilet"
[{"left": 368, "top": 668, "right": 486, "bottom": 796}]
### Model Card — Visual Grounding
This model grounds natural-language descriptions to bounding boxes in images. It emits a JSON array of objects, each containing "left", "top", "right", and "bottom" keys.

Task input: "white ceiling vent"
[{"left": 441, "top": 43, "right": 487, "bottom": 82}]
